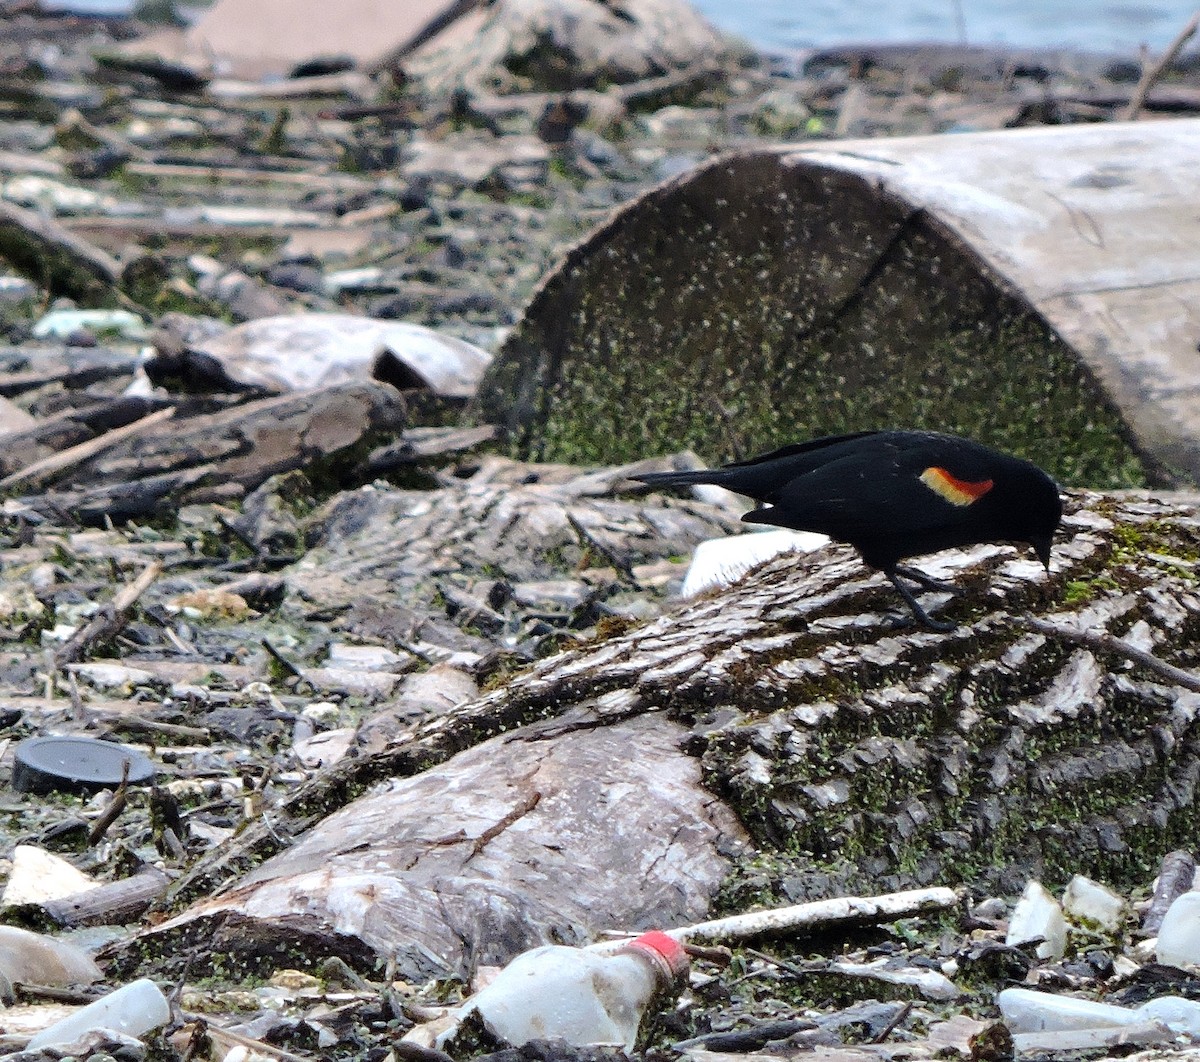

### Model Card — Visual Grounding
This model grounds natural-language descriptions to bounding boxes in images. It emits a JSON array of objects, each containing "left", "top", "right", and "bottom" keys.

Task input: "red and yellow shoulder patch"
[{"left": 919, "top": 466, "right": 994, "bottom": 506}]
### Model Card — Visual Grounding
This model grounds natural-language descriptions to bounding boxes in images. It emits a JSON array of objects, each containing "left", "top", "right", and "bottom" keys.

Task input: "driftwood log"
[
  {"left": 17, "top": 381, "right": 407, "bottom": 523},
  {"left": 0, "top": 200, "right": 123, "bottom": 304},
  {"left": 478, "top": 120, "right": 1200, "bottom": 486},
  {"left": 111, "top": 490, "right": 1200, "bottom": 978},
  {"left": 43, "top": 868, "right": 172, "bottom": 929},
  {"left": 0, "top": 396, "right": 172, "bottom": 480}
]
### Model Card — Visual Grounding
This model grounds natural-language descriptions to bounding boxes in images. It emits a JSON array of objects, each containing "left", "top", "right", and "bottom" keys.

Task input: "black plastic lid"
[{"left": 12, "top": 736, "right": 156, "bottom": 796}]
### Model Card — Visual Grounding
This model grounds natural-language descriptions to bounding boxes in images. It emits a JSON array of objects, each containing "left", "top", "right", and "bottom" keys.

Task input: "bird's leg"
[
  {"left": 885, "top": 569, "right": 957, "bottom": 632},
  {"left": 893, "top": 564, "right": 966, "bottom": 597}
]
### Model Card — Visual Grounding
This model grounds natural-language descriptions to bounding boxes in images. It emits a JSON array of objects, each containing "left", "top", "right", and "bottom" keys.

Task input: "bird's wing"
[
  {"left": 724, "top": 430, "right": 880, "bottom": 468},
  {"left": 741, "top": 450, "right": 994, "bottom": 540},
  {"left": 703, "top": 430, "right": 888, "bottom": 501}
]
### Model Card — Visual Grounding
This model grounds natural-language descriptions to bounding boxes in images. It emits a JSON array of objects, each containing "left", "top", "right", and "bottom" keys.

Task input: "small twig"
[
  {"left": 68, "top": 671, "right": 83, "bottom": 719},
  {"left": 0, "top": 406, "right": 175, "bottom": 489},
  {"left": 1141, "top": 851, "right": 1196, "bottom": 936},
  {"left": 672, "top": 1019, "right": 815, "bottom": 1052},
  {"left": 1124, "top": 9, "right": 1200, "bottom": 120},
  {"left": 55, "top": 561, "right": 162, "bottom": 666},
  {"left": 216, "top": 512, "right": 261, "bottom": 557},
  {"left": 189, "top": 1019, "right": 314, "bottom": 1062},
  {"left": 566, "top": 511, "right": 641, "bottom": 587},
  {"left": 102, "top": 714, "right": 211, "bottom": 742},
  {"left": 466, "top": 791, "right": 541, "bottom": 860},
  {"left": 1020, "top": 614, "right": 1200, "bottom": 692},
  {"left": 160, "top": 826, "right": 187, "bottom": 862},
  {"left": 162, "top": 625, "right": 200, "bottom": 656},
  {"left": 261, "top": 638, "right": 307, "bottom": 683},
  {"left": 12, "top": 982, "right": 99, "bottom": 1005},
  {"left": 743, "top": 946, "right": 812, "bottom": 979},
  {"left": 872, "top": 1000, "right": 914, "bottom": 1043},
  {"left": 87, "top": 759, "right": 130, "bottom": 846},
  {"left": 682, "top": 942, "right": 733, "bottom": 966}
]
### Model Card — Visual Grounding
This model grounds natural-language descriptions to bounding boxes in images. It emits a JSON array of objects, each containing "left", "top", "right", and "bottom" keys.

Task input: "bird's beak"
[{"left": 1032, "top": 535, "right": 1053, "bottom": 570}]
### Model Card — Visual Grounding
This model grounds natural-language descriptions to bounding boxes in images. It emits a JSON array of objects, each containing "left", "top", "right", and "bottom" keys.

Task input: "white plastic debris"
[
  {"left": 1000, "top": 987, "right": 1200, "bottom": 1038},
  {"left": 1140, "top": 996, "right": 1200, "bottom": 1037},
  {"left": 32, "top": 308, "right": 149, "bottom": 341},
  {"left": 0, "top": 275, "right": 37, "bottom": 302},
  {"left": 680, "top": 529, "right": 828, "bottom": 597},
  {"left": 27, "top": 977, "right": 170, "bottom": 1050},
  {"left": 2, "top": 175, "right": 117, "bottom": 214},
  {"left": 1062, "top": 874, "right": 1127, "bottom": 933},
  {"left": 1006, "top": 880, "right": 1067, "bottom": 959},
  {"left": 325, "top": 643, "right": 412, "bottom": 672},
  {"left": 998, "top": 988, "right": 1139, "bottom": 1033},
  {"left": 426, "top": 932, "right": 688, "bottom": 1052},
  {"left": 1156, "top": 891, "right": 1200, "bottom": 968}
]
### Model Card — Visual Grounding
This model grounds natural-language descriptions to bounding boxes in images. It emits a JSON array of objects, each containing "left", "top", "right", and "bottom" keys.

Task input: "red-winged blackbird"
[{"left": 633, "top": 429, "right": 1063, "bottom": 631}]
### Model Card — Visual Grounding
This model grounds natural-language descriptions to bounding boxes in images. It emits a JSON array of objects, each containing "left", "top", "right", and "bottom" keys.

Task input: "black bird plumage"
[{"left": 633, "top": 430, "right": 1063, "bottom": 630}]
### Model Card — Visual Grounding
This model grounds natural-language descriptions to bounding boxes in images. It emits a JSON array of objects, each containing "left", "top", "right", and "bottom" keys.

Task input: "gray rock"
[
  {"left": 265, "top": 262, "right": 325, "bottom": 294},
  {"left": 226, "top": 471, "right": 311, "bottom": 555}
]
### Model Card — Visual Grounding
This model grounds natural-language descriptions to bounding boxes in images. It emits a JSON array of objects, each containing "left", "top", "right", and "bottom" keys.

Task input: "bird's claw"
[
  {"left": 893, "top": 565, "right": 967, "bottom": 597},
  {"left": 884, "top": 607, "right": 957, "bottom": 633},
  {"left": 886, "top": 568, "right": 959, "bottom": 631}
]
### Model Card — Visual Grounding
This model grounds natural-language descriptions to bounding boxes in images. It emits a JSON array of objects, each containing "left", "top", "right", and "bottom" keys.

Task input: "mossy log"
[
  {"left": 0, "top": 199, "right": 122, "bottom": 304},
  {"left": 477, "top": 121, "right": 1200, "bottom": 487},
  {"left": 117, "top": 490, "right": 1200, "bottom": 978}
]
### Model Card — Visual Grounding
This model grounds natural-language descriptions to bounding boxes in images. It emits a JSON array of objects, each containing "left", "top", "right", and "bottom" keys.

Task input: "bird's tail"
[{"left": 631, "top": 468, "right": 723, "bottom": 488}]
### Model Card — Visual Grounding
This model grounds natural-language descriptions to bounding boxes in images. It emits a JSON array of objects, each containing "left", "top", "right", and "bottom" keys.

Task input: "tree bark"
[{"left": 147, "top": 490, "right": 1200, "bottom": 944}]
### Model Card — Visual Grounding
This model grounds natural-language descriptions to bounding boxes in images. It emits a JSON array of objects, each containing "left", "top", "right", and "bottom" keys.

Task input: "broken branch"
[
  {"left": 1124, "top": 9, "right": 1200, "bottom": 120},
  {"left": 666, "top": 886, "right": 961, "bottom": 943},
  {"left": 0, "top": 406, "right": 175, "bottom": 490},
  {"left": 54, "top": 561, "right": 162, "bottom": 666},
  {"left": 1020, "top": 614, "right": 1200, "bottom": 692}
]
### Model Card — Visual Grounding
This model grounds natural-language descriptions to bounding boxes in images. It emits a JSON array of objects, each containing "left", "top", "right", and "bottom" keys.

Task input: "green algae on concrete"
[{"left": 478, "top": 152, "right": 1155, "bottom": 488}]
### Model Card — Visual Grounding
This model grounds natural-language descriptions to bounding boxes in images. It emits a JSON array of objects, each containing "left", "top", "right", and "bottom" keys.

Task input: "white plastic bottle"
[
  {"left": 1138, "top": 995, "right": 1200, "bottom": 1036},
  {"left": 455, "top": 931, "right": 689, "bottom": 1050},
  {"left": 997, "top": 987, "right": 1140, "bottom": 1032},
  {"left": 1156, "top": 892, "right": 1200, "bottom": 968},
  {"left": 26, "top": 977, "right": 171, "bottom": 1050},
  {"left": 998, "top": 986, "right": 1200, "bottom": 1038}
]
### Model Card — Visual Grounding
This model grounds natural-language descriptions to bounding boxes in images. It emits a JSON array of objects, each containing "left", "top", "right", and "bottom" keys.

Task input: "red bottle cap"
[{"left": 624, "top": 930, "right": 690, "bottom": 981}]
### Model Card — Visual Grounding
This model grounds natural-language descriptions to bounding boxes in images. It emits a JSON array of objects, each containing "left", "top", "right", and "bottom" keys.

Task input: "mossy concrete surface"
[{"left": 477, "top": 144, "right": 1182, "bottom": 488}]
